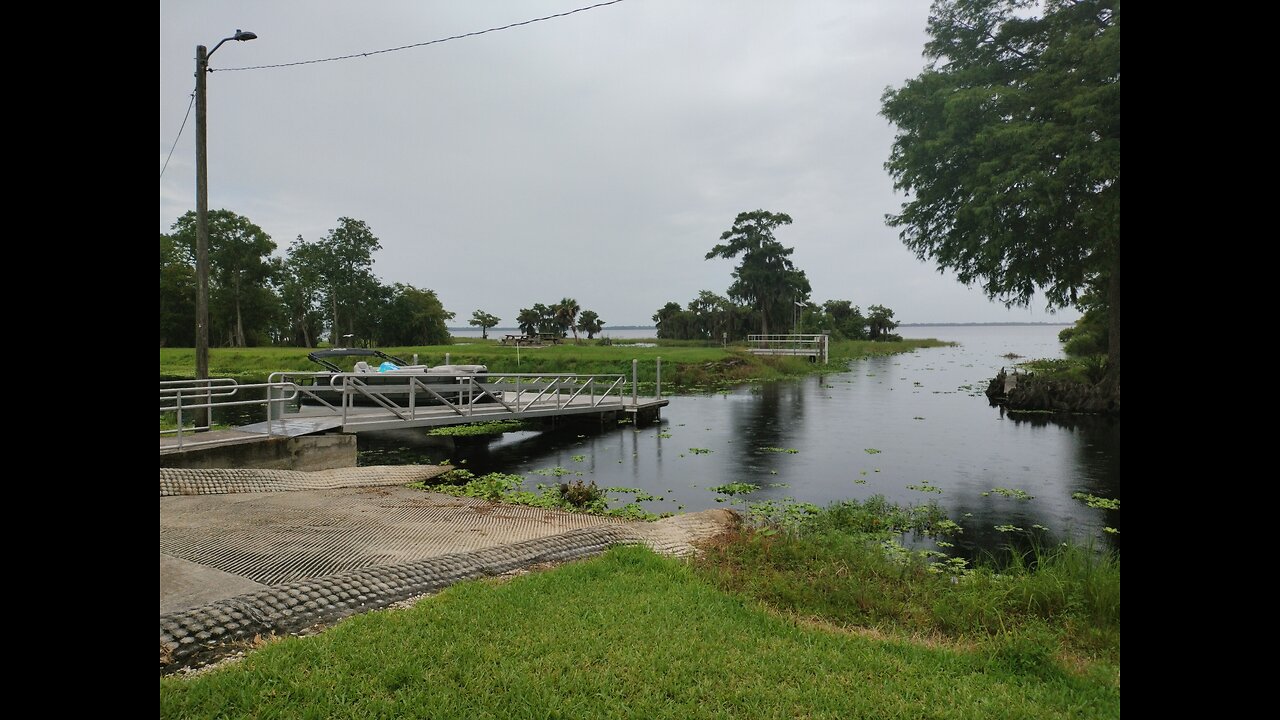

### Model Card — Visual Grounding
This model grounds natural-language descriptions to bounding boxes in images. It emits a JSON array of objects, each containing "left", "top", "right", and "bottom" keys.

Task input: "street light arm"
[
  {"left": 207, "top": 37, "right": 232, "bottom": 59},
  {"left": 206, "top": 29, "right": 257, "bottom": 61}
]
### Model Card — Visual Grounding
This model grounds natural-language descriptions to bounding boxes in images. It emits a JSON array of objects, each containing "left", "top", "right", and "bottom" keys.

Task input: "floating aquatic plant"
[
  {"left": 709, "top": 482, "right": 757, "bottom": 496},
  {"left": 1072, "top": 492, "right": 1119, "bottom": 510}
]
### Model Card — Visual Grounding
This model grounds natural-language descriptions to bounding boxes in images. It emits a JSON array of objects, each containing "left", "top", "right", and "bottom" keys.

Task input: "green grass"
[
  {"left": 161, "top": 546, "right": 1119, "bottom": 719},
  {"left": 1017, "top": 356, "right": 1109, "bottom": 385},
  {"left": 158, "top": 338, "right": 950, "bottom": 388},
  {"left": 695, "top": 499, "right": 1121, "bottom": 666}
]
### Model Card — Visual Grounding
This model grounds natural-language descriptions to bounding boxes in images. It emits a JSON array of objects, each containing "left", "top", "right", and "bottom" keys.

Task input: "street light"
[{"left": 194, "top": 29, "right": 256, "bottom": 428}]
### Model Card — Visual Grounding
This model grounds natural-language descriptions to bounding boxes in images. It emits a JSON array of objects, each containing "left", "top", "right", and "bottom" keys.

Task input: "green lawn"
[
  {"left": 158, "top": 338, "right": 948, "bottom": 388},
  {"left": 161, "top": 546, "right": 1118, "bottom": 719}
]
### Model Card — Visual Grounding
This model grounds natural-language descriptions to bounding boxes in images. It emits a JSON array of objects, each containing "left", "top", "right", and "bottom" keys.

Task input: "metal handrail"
[
  {"left": 321, "top": 371, "right": 631, "bottom": 428},
  {"left": 746, "top": 334, "right": 829, "bottom": 364},
  {"left": 160, "top": 379, "right": 308, "bottom": 451},
  {"left": 159, "top": 377, "right": 238, "bottom": 399},
  {"left": 748, "top": 334, "right": 826, "bottom": 344},
  {"left": 160, "top": 378, "right": 238, "bottom": 388},
  {"left": 164, "top": 366, "right": 658, "bottom": 450},
  {"left": 345, "top": 377, "right": 409, "bottom": 421},
  {"left": 160, "top": 389, "right": 301, "bottom": 414}
]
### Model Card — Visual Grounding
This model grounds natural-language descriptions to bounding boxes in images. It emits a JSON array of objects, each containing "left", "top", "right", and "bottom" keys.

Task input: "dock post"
[
  {"left": 341, "top": 377, "right": 349, "bottom": 427},
  {"left": 656, "top": 357, "right": 661, "bottom": 399},
  {"left": 632, "top": 359, "right": 638, "bottom": 406},
  {"left": 445, "top": 353, "right": 451, "bottom": 365}
]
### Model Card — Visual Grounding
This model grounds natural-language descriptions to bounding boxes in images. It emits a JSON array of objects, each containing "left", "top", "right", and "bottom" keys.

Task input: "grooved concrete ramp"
[
  {"left": 161, "top": 486, "right": 629, "bottom": 587},
  {"left": 158, "top": 466, "right": 739, "bottom": 674},
  {"left": 160, "top": 465, "right": 448, "bottom": 496},
  {"left": 160, "top": 554, "right": 268, "bottom": 615},
  {"left": 160, "top": 525, "right": 646, "bottom": 674}
]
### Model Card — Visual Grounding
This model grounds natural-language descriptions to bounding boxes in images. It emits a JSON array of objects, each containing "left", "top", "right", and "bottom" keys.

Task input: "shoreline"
[{"left": 158, "top": 338, "right": 951, "bottom": 389}]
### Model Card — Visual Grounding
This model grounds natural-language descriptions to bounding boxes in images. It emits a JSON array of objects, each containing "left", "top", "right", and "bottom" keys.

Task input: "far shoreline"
[{"left": 447, "top": 321, "right": 1073, "bottom": 333}]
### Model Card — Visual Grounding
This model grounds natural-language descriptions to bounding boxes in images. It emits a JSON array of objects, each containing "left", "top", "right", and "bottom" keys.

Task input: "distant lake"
[{"left": 363, "top": 324, "right": 1120, "bottom": 559}]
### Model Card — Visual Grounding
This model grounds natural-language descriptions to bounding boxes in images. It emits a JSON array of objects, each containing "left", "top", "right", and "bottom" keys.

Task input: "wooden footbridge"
[{"left": 160, "top": 363, "right": 668, "bottom": 455}]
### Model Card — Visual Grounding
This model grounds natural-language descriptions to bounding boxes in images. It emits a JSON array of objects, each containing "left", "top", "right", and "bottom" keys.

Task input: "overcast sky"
[{"left": 160, "top": 0, "right": 1078, "bottom": 327}]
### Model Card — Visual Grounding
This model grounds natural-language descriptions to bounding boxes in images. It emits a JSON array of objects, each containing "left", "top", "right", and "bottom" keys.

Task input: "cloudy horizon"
[{"left": 160, "top": 0, "right": 1081, "bottom": 328}]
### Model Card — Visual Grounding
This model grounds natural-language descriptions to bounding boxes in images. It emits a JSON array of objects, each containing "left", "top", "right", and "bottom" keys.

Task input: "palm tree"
[
  {"left": 555, "top": 297, "right": 581, "bottom": 343},
  {"left": 576, "top": 310, "right": 604, "bottom": 339},
  {"left": 516, "top": 307, "right": 540, "bottom": 336}
]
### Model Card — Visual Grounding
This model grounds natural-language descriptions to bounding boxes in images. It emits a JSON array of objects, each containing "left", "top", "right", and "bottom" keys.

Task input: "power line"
[
  {"left": 213, "top": 0, "right": 629, "bottom": 73},
  {"left": 160, "top": 89, "right": 196, "bottom": 181}
]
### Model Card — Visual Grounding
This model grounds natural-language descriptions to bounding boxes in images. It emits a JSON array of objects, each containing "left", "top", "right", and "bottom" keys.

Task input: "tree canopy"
[
  {"left": 160, "top": 234, "right": 196, "bottom": 346},
  {"left": 576, "top": 310, "right": 604, "bottom": 339},
  {"left": 469, "top": 310, "right": 501, "bottom": 339},
  {"left": 705, "top": 210, "right": 811, "bottom": 336},
  {"left": 881, "top": 0, "right": 1120, "bottom": 376},
  {"left": 866, "top": 304, "right": 900, "bottom": 341},
  {"left": 555, "top": 298, "right": 581, "bottom": 343},
  {"left": 380, "top": 284, "right": 454, "bottom": 346},
  {"left": 818, "top": 300, "right": 867, "bottom": 341},
  {"left": 275, "top": 237, "right": 325, "bottom": 347},
  {"left": 168, "top": 209, "right": 278, "bottom": 347},
  {"left": 162, "top": 210, "right": 454, "bottom": 349},
  {"left": 516, "top": 307, "right": 541, "bottom": 336},
  {"left": 514, "top": 300, "right": 603, "bottom": 341},
  {"left": 308, "top": 217, "right": 383, "bottom": 345}
]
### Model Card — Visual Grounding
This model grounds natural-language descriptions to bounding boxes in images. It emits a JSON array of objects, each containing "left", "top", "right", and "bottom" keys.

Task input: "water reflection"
[{"left": 192, "top": 326, "right": 1122, "bottom": 557}]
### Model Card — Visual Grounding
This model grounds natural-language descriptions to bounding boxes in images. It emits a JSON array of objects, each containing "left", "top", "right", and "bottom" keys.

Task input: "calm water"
[{"left": 361, "top": 325, "right": 1121, "bottom": 557}]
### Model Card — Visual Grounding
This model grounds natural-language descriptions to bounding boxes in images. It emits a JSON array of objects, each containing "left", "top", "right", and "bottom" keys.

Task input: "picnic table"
[{"left": 499, "top": 333, "right": 564, "bottom": 346}]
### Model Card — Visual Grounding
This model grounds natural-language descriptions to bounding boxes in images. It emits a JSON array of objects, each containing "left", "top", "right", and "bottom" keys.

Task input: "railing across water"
[
  {"left": 163, "top": 361, "right": 666, "bottom": 451},
  {"left": 746, "top": 334, "right": 829, "bottom": 364}
]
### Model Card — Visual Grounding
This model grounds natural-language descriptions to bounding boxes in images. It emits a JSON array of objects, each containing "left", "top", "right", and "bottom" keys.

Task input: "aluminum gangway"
[{"left": 161, "top": 363, "right": 669, "bottom": 454}]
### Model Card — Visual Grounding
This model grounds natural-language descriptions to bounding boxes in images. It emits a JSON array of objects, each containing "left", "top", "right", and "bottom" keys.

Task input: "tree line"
[
  {"left": 654, "top": 210, "right": 899, "bottom": 342},
  {"left": 464, "top": 302, "right": 606, "bottom": 342},
  {"left": 160, "top": 211, "right": 454, "bottom": 348},
  {"left": 512, "top": 300, "right": 605, "bottom": 341}
]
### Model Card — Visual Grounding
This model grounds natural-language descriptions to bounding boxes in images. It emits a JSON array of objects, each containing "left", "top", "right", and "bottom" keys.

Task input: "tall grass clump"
[{"left": 694, "top": 497, "right": 1120, "bottom": 665}]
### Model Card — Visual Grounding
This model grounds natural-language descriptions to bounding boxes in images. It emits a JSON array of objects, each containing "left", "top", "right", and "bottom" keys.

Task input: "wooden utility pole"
[{"left": 194, "top": 43, "right": 211, "bottom": 429}]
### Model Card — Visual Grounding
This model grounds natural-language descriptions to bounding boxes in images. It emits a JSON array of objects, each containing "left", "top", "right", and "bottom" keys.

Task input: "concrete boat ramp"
[{"left": 159, "top": 466, "right": 736, "bottom": 674}]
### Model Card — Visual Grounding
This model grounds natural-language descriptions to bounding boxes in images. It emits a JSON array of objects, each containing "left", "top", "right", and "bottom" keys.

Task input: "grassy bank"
[
  {"left": 161, "top": 498, "right": 1119, "bottom": 717},
  {"left": 696, "top": 498, "right": 1121, "bottom": 666},
  {"left": 161, "top": 545, "right": 1118, "bottom": 719},
  {"left": 158, "top": 338, "right": 949, "bottom": 388},
  {"left": 1017, "top": 357, "right": 1110, "bottom": 385}
]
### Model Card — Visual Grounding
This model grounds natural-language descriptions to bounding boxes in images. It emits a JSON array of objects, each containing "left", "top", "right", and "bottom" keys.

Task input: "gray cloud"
[{"left": 160, "top": 0, "right": 1079, "bottom": 327}]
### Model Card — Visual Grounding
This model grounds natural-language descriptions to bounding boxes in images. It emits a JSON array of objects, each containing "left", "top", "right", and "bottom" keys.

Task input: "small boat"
[{"left": 300, "top": 348, "right": 495, "bottom": 406}]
